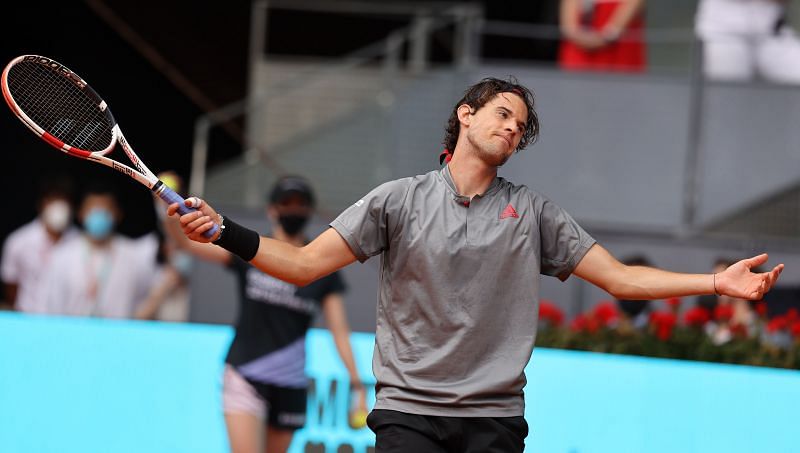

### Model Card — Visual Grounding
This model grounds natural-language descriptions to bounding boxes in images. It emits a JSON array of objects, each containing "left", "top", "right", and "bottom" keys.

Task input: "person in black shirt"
[{"left": 167, "top": 176, "right": 367, "bottom": 453}]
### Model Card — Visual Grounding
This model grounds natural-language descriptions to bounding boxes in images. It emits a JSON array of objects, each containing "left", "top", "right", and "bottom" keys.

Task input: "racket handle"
[{"left": 153, "top": 182, "right": 219, "bottom": 239}]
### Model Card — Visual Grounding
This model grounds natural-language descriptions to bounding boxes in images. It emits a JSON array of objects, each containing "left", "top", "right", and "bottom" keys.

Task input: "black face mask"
[{"left": 278, "top": 214, "right": 309, "bottom": 236}]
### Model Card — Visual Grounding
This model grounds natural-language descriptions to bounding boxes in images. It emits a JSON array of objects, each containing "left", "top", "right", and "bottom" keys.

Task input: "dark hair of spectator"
[
  {"left": 81, "top": 181, "right": 118, "bottom": 203},
  {"left": 38, "top": 176, "right": 74, "bottom": 204}
]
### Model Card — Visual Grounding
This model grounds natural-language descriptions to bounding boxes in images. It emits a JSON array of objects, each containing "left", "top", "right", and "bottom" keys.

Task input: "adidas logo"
[{"left": 500, "top": 203, "right": 519, "bottom": 219}]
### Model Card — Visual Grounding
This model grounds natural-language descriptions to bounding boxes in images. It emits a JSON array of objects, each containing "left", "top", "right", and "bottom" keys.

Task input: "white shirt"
[
  {"left": 40, "top": 233, "right": 158, "bottom": 318},
  {"left": 1, "top": 219, "right": 78, "bottom": 313},
  {"left": 697, "top": 0, "right": 785, "bottom": 37}
]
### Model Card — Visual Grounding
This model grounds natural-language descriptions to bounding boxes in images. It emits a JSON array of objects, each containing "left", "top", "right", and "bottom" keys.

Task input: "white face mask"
[{"left": 41, "top": 200, "right": 71, "bottom": 233}]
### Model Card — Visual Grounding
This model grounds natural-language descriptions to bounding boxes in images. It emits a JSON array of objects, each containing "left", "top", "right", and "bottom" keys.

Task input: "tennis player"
[{"left": 170, "top": 77, "right": 783, "bottom": 452}]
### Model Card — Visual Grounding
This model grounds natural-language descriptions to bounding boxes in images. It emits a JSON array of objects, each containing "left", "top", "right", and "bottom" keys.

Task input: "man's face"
[
  {"left": 39, "top": 195, "right": 72, "bottom": 233},
  {"left": 462, "top": 92, "right": 528, "bottom": 167},
  {"left": 79, "top": 194, "right": 119, "bottom": 240}
]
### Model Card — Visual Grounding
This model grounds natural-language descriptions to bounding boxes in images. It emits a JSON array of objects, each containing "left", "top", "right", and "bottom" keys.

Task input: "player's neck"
[{"left": 447, "top": 151, "right": 498, "bottom": 198}]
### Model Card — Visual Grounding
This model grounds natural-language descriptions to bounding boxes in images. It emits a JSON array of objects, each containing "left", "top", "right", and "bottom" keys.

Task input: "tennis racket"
[{"left": 1, "top": 54, "right": 218, "bottom": 238}]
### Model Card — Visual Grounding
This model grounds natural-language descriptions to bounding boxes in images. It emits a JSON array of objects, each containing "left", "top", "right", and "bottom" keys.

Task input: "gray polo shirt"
[{"left": 331, "top": 165, "right": 595, "bottom": 417}]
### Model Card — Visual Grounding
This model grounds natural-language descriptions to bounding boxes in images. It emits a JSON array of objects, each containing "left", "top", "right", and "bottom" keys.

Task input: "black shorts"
[
  {"left": 367, "top": 409, "right": 528, "bottom": 453},
  {"left": 249, "top": 381, "right": 307, "bottom": 430}
]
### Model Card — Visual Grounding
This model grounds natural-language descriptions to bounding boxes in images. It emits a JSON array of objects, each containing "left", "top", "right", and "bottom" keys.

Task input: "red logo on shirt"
[{"left": 500, "top": 203, "right": 519, "bottom": 219}]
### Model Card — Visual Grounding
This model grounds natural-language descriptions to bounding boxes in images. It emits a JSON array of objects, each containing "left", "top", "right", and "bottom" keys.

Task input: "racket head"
[{"left": 1, "top": 55, "right": 117, "bottom": 158}]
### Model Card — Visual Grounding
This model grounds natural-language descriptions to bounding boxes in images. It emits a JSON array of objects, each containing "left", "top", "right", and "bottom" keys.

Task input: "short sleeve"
[
  {"left": 330, "top": 178, "right": 410, "bottom": 263},
  {"left": 538, "top": 198, "right": 596, "bottom": 281}
]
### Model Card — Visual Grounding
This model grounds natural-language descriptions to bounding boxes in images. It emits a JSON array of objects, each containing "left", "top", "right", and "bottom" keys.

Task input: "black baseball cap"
[{"left": 269, "top": 176, "right": 315, "bottom": 206}]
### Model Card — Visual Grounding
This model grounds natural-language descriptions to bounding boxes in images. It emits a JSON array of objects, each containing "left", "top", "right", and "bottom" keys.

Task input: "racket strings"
[{"left": 7, "top": 61, "right": 113, "bottom": 152}]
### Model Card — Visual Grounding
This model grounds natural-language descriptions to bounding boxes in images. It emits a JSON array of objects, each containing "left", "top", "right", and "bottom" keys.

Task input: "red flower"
[
  {"left": 585, "top": 317, "right": 600, "bottom": 334},
  {"left": 569, "top": 313, "right": 600, "bottom": 334},
  {"left": 656, "top": 324, "right": 672, "bottom": 341},
  {"left": 714, "top": 304, "right": 734, "bottom": 322},
  {"left": 649, "top": 311, "right": 677, "bottom": 341},
  {"left": 570, "top": 314, "right": 587, "bottom": 332},
  {"left": 729, "top": 323, "right": 749, "bottom": 338},
  {"left": 592, "top": 301, "right": 619, "bottom": 327},
  {"left": 767, "top": 315, "right": 788, "bottom": 333},
  {"left": 665, "top": 297, "right": 682, "bottom": 311},
  {"left": 786, "top": 308, "right": 799, "bottom": 323},
  {"left": 754, "top": 301, "right": 767, "bottom": 318},
  {"left": 790, "top": 321, "right": 800, "bottom": 339},
  {"left": 538, "top": 300, "right": 565, "bottom": 327},
  {"left": 766, "top": 310, "right": 800, "bottom": 335},
  {"left": 683, "top": 306, "right": 711, "bottom": 328}
]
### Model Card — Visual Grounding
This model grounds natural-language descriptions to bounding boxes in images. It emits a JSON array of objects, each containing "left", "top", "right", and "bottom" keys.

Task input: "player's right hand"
[{"left": 167, "top": 197, "right": 221, "bottom": 243}]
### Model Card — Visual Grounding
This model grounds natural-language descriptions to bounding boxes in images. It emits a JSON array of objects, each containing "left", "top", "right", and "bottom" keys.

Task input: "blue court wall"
[{"left": 0, "top": 313, "right": 798, "bottom": 453}]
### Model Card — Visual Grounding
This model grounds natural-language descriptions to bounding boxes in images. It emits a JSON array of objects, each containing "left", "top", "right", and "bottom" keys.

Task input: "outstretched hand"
[
  {"left": 166, "top": 197, "right": 221, "bottom": 243},
  {"left": 716, "top": 254, "right": 784, "bottom": 300}
]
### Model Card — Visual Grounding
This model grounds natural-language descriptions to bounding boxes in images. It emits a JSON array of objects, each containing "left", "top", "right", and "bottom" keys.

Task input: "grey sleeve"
[
  {"left": 330, "top": 178, "right": 410, "bottom": 263},
  {"left": 538, "top": 198, "right": 596, "bottom": 281}
]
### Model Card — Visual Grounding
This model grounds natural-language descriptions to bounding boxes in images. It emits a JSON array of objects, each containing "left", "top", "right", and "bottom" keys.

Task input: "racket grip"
[{"left": 154, "top": 182, "right": 219, "bottom": 239}]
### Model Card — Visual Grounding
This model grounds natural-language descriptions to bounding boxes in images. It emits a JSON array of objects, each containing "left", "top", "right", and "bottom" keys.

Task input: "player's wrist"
[
  {"left": 713, "top": 272, "right": 723, "bottom": 296},
  {"left": 212, "top": 215, "right": 260, "bottom": 261}
]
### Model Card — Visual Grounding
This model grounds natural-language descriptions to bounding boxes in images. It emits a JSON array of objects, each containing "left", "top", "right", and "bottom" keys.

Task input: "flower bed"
[{"left": 536, "top": 300, "right": 800, "bottom": 369}]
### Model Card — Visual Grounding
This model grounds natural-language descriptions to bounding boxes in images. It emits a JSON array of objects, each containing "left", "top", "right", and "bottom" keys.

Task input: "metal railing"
[{"left": 189, "top": 0, "right": 482, "bottom": 197}]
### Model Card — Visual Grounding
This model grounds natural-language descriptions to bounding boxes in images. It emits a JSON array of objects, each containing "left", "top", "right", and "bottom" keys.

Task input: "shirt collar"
[{"left": 440, "top": 164, "right": 502, "bottom": 199}]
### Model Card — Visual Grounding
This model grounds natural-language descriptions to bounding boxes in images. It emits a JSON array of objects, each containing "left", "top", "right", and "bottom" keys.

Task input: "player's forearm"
[
  {"left": 248, "top": 237, "right": 321, "bottom": 286},
  {"left": 211, "top": 215, "right": 356, "bottom": 286},
  {"left": 607, "top": 266, "right": 715, "bottom": 300}
]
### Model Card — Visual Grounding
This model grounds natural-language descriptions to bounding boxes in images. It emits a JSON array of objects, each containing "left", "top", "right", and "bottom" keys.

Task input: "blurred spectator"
[
  {"left": 696, "top": 0, "right": 800, "bottom": 83},
  {"left": 134, "top": 172, "right": 192, "bottom": 322},
  {"left": 133, "top": 229, "right": 191, "bottom": 321},
  {"left": 40, "top": 184, "right": 158, "bottom": 317},
  {"left": 615, "top": 255, "right": 653, "bottom": 330},
  {"left": 164, "top": 176, "right": 367, "bottom": 453},
  {"left": 1, "top": 178, "right": 77, "bottom": 312},
  {"left": 559, "top": 0, "right": 646, "bottom": 72}
]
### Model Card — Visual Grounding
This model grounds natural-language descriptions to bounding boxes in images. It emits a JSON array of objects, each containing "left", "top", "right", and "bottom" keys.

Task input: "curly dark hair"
[{"left": 442, "top": 77, "right": 540, "bottom": 157}]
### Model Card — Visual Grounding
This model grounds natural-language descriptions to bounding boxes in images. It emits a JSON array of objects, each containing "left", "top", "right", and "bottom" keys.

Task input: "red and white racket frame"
[{"left": 1, "top": 55, "right": 218, "bottom": 236}]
